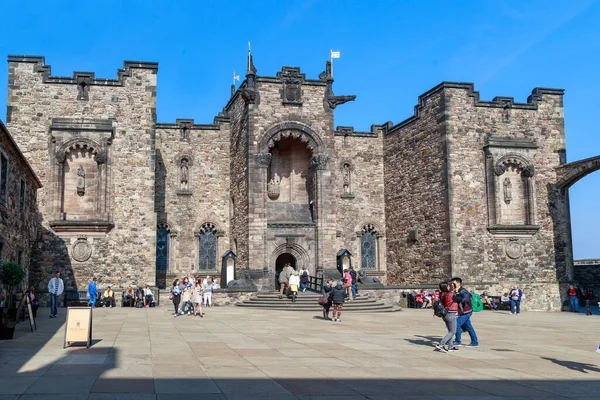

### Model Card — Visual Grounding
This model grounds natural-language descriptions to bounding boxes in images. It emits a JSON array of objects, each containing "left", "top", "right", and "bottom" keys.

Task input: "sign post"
[{"left": 64, "top": 307, "right": 93, "bottom": 348}]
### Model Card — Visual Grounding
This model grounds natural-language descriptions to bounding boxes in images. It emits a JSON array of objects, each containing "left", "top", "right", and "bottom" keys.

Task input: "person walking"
[
  {"left": 435, "top": 281, "right": 460, "bottom": 353},
  {"left": 321, "top": 279, "right": 333, "bottom": 320},
  {"left": 278, "top": 263, "right": 292, "bottom": 299},
  {"left": 330, "top": 280, "right": 346, "bottom": 323},
  {"left": 451, "top": 277, "right": 479, "bottom": 348},
  {"left": 193, "top": 277, "right": 204, "bottom": 317},
  {"left": 288, "top": 271, "right": 300, "bottom": 302},
  {"left": 47, "top": 271, "right": 64, "bottom": 318},
  {"left": 568, "top": 285, "right": 579, "bottom": 313},
  {"left": 171, "top": 278, "right": 182, "bottom": 317},
  {"left": 343, "top": 269, "right": 353, "bottom": 301},
  {"left": 299, "top": 266, "right": 309, "bottom": 292},
  {"left": 509, "top": 285, "right": 523, "bottom": 315},
  {"left": 349, "top": 266, "right": 357, "bottom": 299},
  {"left": 203, "top": 277, "right": 214, "bottom": 307},
  {"left": 88, "top": 277, "right": 97, "bottom": 308}
]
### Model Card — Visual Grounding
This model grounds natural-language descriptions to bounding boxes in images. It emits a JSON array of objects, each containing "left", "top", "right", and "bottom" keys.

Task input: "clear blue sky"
[{"left": 1, "top": 0, "right": 598, "bottom": 259}]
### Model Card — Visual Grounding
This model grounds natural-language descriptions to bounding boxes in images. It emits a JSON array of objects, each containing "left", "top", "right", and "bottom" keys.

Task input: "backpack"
[
  {"left": 433, "top": 299, "right": 448, "bottom": 318},
  {"left": 471, "top": 293, "right": 483, "bottom": 312}
]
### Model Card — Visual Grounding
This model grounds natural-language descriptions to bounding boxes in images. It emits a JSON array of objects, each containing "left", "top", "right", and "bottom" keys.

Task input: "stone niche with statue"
[{"left": 48, "top": 118, "right": 114, "bottom": 234}]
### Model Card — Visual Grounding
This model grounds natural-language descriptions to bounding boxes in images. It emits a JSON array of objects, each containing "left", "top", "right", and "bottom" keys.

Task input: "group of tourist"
[
  {"left": 277, "top": 264, "right": 310, "bottom": 301},
  {"left": 170, "top": 275, "right": 220, "bottom": 317},
  {"left": 320, "top": 278, "right": 346, "bottom": 323},
  {"left": 87, "top": 277, "right": 155, "bottom": 308},
  {"left": 568, "top": 284, "right": 598, "bottom": 314}
]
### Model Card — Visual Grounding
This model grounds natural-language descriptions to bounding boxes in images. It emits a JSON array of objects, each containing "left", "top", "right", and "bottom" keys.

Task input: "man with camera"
[{"left": 451, "top": 277, "right": 479, "bottom": 348}]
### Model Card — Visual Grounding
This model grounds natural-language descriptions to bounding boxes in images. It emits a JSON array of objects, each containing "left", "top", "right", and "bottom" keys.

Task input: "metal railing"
[{"left": 308, "top": 276, "right": 323, "bottom": 293}]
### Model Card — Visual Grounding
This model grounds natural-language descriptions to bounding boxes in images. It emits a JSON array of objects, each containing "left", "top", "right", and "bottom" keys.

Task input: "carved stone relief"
[
  {"left": 278, "top": 67, "right": 304, "bottom": 105},
  {"left": 72, "top": 236, "right": 93, "bottom": 262},
  {"left": 180, "top": 159, "right": 189, "bottom": 191},
  {"left": 503, "top": 177, "right": 512, "bottom": 204},
  {"left": 505, "top": 238, "right": 522, "bottom": 259}
]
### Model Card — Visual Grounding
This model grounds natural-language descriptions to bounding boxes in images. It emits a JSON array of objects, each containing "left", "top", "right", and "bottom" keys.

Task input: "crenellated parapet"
[{"left": 7, "top": 55, "right": 158, "bottom": 87}]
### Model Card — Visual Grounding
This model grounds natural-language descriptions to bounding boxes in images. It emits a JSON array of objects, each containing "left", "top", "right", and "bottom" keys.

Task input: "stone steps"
[{"left": 237, "top": 292, "right": 399, "bottom": 313}]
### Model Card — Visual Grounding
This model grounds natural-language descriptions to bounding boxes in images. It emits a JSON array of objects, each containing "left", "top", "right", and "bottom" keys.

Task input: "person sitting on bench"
[
  {"left": 481, "top": 292, "right": 498, "bottom": 310},
  {"left": 124, "top": 286, "right": 135, "bottom": 307},
  {"left": 103, "top": 286, "right": 115, "bottom": 308},
  {"left": 135, "top": 288, "right": 144, "bottom": 307},
  {"left": 143, "top": 284, "right": 154, "bottom": 308}
]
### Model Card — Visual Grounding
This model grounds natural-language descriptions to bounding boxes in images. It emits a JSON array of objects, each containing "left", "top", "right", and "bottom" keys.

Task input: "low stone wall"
[
  {"left": 211, "top": 289, "right": 257, "bottom": 306},
  {"left": 574, "top": 264, "right": 600, "bottom": 285}
]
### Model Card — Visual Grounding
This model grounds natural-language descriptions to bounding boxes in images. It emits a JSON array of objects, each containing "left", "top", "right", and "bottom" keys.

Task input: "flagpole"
[{"left": 330, "top": 49, "right": 333, "bottom": 78}]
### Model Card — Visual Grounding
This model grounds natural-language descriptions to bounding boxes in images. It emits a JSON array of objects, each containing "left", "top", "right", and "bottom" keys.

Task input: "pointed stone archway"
[{"left": 556, "top": 155, "right": 600, "bottom": 192}]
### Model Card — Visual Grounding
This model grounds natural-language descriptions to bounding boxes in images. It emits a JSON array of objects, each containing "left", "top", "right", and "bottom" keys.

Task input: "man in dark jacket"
[
  {"left": 451, "top": 277, "right": 479, "bottom": 348},
  {"left": 322, "top": 279, "right": 333, "bottom": 320},
  {"left": 329, "top": 280, "right": 346, "bottom": 323}
]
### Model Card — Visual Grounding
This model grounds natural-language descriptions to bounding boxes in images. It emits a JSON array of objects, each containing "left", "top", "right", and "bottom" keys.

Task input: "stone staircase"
[{"left": 236, "top": 292, "right": 400, "bottom": 312}]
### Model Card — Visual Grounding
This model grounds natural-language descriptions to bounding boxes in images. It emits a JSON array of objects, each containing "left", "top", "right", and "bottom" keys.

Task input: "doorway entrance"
[{"left": 275, "top": 253, "right": 296, "bottom": 289}]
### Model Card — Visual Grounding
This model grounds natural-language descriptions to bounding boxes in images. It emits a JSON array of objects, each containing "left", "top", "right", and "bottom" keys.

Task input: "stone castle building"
[{"left": 5, "top": 54, "right": 599, "bottom": 310}]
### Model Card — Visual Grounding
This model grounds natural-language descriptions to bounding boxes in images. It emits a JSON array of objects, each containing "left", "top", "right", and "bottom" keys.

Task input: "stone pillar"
[{"left": 311, "top": 155, "right": 335, "bottom": 276}]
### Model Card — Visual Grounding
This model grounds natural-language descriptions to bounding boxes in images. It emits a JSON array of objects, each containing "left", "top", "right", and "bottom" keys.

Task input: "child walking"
[{"left": 288, "top": 271, "right": 300, "bottom": 302}]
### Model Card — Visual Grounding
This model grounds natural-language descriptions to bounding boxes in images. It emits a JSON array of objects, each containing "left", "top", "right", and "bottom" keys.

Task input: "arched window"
[
  {"left": 199, "top": 223, "right": 217, "bottom": 270},
  {"left": 361, "top": 224, "right": 377, "bottom": 269},
  {"left": 156, "top": 224, "right": 169, "bottom": 273}
]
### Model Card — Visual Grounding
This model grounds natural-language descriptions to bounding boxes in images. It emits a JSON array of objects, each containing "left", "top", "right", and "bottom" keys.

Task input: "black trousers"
[{"left": 172, "top": 294, "right": 181, "bottom": 314}]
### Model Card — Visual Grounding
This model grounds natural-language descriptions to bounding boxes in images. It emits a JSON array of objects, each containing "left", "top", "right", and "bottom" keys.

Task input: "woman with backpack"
[
  {"left": 435, "top": 281, "right": 460, "bottom": 353},
  {"left": 299, "top": 266, "right": 309, "bottom": 292}
]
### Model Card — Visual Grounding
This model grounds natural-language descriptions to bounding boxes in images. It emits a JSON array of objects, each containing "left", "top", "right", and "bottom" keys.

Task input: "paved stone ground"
[{"left": 1, "top": 306, "right": 600, "bottom": 399}]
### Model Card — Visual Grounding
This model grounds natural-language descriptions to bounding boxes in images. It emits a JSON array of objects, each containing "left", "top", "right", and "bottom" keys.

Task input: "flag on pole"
[
  {"left": 233, "top": 71, "right": 240, "bottom": 84},
  {"left": 331, "top": 50, "right": 340, "bottom": 59}
]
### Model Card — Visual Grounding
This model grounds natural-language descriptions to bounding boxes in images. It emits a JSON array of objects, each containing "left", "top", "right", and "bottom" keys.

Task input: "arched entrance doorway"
[{"left": 275, "top": 253, "right": 296, "bottom": 289}]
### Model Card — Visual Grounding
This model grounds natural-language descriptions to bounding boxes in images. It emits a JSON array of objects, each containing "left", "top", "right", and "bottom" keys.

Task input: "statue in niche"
[
  {"left": 180, "top": 159, "right": 189, "bottom": 191},
  {"left": 342, "top": 164, "right": 351, "bottom": 194},
  {"left": 76, "top": 166, "right": 85, "bottom": 196},
  {"left": 503, "top": 177, "right": 512, "bottom": 204}
]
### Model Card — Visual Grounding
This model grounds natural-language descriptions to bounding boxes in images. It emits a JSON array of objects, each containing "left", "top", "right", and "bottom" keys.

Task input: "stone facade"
[
  {"left": 0, "top": 121, "right": 42, "bottom": 282},
  {"left": 5, "top": 55, "right": 595, "bottom": 310}
]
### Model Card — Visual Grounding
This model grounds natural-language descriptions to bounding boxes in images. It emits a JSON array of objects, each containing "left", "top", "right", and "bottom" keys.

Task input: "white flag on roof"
[{"left": 330, "top": 51, "right": 340, "bottom": 58}]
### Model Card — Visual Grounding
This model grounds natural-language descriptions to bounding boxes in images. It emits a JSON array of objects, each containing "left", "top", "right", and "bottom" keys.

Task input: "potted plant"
[{"left": 0, "top": 262, "right": 26, "bottom": 340}]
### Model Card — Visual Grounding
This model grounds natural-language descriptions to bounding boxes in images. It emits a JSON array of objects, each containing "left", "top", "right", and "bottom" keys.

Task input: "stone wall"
[
  {"left": 444, "top": 85, "right": 565, "bottom": 310},
  {"left": 333, "top": 127, "right": 387, "bottom": 277},
  {"left": 574, "top": 259, "right": 600, "bottom": 285},
  {"left": 6, "top": 56, "right": 158, "bottom": 291},
  {"left": 228, "top": 94, "right": 250, "bottom": 272},
  {"left": 155, "top": 120, "right": 231, "bottom": 277},
  {"left": 0, "top": 121, "right": 42, "bottom": 283},
  {"left": 383, "top": 90, "right": 451, "bottom": 284}
]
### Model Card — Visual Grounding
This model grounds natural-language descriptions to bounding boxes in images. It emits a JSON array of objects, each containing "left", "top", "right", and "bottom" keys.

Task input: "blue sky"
[{"left": 1, "top": 0, "right": 598, "bottom": 259}]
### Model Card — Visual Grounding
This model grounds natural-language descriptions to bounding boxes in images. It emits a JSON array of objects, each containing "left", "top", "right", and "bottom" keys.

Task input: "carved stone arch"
[
  {"left": 339, "top": 159, "right": 355, "bottom": 171},
  {"left": 176, "top": 153, "right": 194, "bottom": 166},
  {"left": 494, "top": 153, "right": 534, "bottom": 176},
  {"left": 194, "top": 216, "right": 226, "bottom": 236},
  {"left": 353, "top": 222, "right": 382, "bottom": 237},
  {"left": 258, "top": 121, "right": 324, "bottom": 155},
  {"left": 57, "top": 137, "right": 105, "bottom": 163},
  {"left": 270, "top": 240, "right": 311, "bottom": 271}
]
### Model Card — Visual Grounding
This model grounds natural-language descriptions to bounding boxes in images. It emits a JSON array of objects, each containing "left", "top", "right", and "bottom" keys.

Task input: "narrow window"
[
  {"left": 17, "top": 250, "right": 23, "bottom": 266},
  {"left": 0, "top": 241, "right": 4, "bottom": 263}
]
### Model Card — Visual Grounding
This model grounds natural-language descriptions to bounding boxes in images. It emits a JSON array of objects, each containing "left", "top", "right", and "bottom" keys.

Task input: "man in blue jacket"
[
  {"left": 88, "top": 277, "right": 97, "bottom": 307},
  {"left": 452, "top": 277, "right": 479, "bottom": 348}
]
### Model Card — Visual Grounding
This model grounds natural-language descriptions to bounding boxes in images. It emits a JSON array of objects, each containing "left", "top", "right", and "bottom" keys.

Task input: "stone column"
[
  {"left": 311, "top": 155, "right": 335, "bottom": 276},
  {"left": 248, "top": 152, "right": 271, "bottom": 274}
]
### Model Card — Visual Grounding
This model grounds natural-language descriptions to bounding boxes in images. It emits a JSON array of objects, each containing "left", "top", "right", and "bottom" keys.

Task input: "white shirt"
[
  {"left": 288, "top": 275, "right": 300, "bottom": 286},
  {"left": 47, "top": 277, "right": 64, "bottom": 296}
]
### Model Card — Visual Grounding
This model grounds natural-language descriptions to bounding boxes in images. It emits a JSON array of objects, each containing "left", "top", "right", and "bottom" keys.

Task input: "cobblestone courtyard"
[{"left": 1, "top": 307, "right": 600, "bottom": 399}]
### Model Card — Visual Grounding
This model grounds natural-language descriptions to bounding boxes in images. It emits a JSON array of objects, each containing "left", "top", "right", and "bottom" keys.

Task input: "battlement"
[
  {"left": 334, "top": 125, "right": 378, "bottom": 137},
  {"left": 386, "top": 82, "right": 564, "bottom": 135},
  {"left": 7, "top": 55, "right": 158, "bottom": 87}
]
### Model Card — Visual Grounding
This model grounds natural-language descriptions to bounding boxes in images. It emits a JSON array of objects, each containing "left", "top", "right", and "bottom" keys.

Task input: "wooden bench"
[
  {"left": 122, "top": 288, "right": 158, "bottom": 308},
  {"left": 482, "top": 295, "right": 511, "bottom": 311},
  {"left": 63, "top": 290, "right": 100, "bottom": 307}
]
